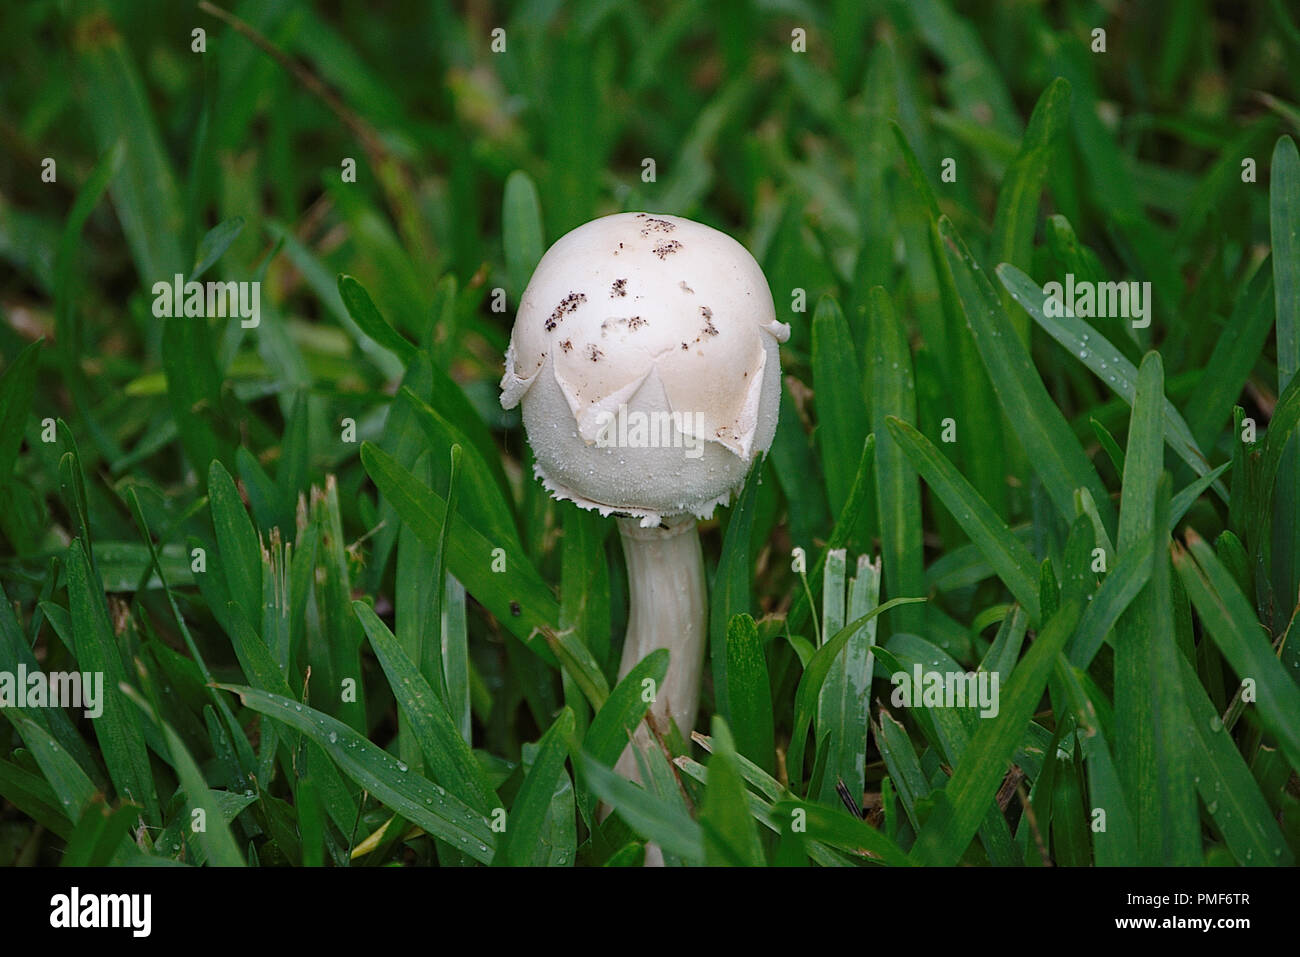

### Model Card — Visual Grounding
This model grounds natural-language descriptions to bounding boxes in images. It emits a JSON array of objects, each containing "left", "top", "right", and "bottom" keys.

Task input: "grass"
[{"left": 0, "top": 0, "right": 1298, "bottom": 867}]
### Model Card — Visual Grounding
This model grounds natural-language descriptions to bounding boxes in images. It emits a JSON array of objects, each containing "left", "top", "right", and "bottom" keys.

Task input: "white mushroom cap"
[{"left": 500, "top": 212, "right": 789, "bottom": 527}]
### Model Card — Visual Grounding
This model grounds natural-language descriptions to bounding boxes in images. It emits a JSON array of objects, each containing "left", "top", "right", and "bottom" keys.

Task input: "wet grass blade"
[
  {"left": 218, "top": 684, "right": 496, "bottom": 862},
  {"left": 6, "top": 712, "right": 96, "bottom": 824},
  {"left": 999, "top": 263, "right": 1226, "bottom": 501},
  {"left": 886, "top": 416, "right": 1041, "bottom": 622},
  {"left": 1175, "top": 653, "right": 1293, "bottom": 864},
  {"left": 941, "top": 218, "right": 1114, "bottom": 531},
  {"left": 353, "top": 600, "right": 498, "bottom": 812}
]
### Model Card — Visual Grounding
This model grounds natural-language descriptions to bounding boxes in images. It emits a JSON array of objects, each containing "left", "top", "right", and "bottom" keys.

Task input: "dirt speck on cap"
[
  {"left": 635, "top": 214, "right": 676, "bottom": 237},
  {"left": 701, "top": 306, "right": 718, "bottom": 336},
  {"left": 560, "top": 339, "right": 573, "bottom": 352},
  {"left": 601, "top": 315, "right": 648, "bottom": 333},
  {"left": 679, "top": 280, "right": 694, "bottom": 294},
  {"left": 652, "top": 240, "right": 682, "bottom": 259},
  {"left": 586, "top": 344, "right": 603, "bottom": 362},
  {"left": 545, "top": 292, "right": 587, "bottom": 332},
  {"left": 611, "top": 278, "right": 627, "bottom": 297}
]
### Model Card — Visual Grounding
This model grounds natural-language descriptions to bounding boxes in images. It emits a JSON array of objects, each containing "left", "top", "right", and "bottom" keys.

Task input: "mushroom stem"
[{"left": 611, "top": 513, "right": 706, "bottom": 780}]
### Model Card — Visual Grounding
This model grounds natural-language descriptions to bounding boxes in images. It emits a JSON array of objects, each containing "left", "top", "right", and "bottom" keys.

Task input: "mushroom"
[{"left": 500, "top": 211, "right": 789, "bottom": 785}]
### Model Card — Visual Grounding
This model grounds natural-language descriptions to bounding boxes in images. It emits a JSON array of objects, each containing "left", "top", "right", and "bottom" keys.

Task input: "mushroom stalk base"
[{"left": 611, "top": 514, "right": 706, "bottom": 785}]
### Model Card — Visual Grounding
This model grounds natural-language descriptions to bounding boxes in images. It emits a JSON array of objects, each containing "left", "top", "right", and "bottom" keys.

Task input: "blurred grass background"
[{"left": 0, "top": 0, "right": 1298, "bottom": 866}]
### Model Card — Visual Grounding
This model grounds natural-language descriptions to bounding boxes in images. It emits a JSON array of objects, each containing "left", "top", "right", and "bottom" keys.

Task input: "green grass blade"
[
  {"left": 787, "top": 596, "right": 925, "bottom": 793},
  {"left": 941, "top": 218, "right": 1114, "bottom": 530},
  {"left": 770, "top": 799, "right": 911, "bottom": 866},
  {"left": 191, "top": 217, "right": 245, "bottom": 282},
  {"left": 710, "top": 459, "right": 761, "bottom": 723},
  {"left": 868, "top": 287, "right": 925, "bottom": 632},
  {"left": 700, "top": 716, "right": 765, "bottom": 866},
  {"left": 560, "top": 504, "right": 611, "bottom": 673},
  {"left": 723, "top": 613, "right": 775, "bottom": 775},
  {"left": 874, "top": 708, "right": 930, "bottom": 833},
  {"left": 128, "top": 691, "right": 245, "bottom": 867},
  {"left": 337, "top": 274, "right": 417, "bottom": 361},
  {"left": 999, "top": 263, "right": 1226, "bottom": 501},
  {"left": 582, "top": 649, "right": 669, "bottom": 768},
  {"left": 6, "top": 711, "right": 96, "bottom": 824},
  {"left": 1270, "top": 135, "right": 1300, "bottom": 639},
  {"left": 1051, "top": 660, "right": 1137, "bottom": 865},
  {"left": 0, "top": 759, "right": 74, "bottom": 840},
  {"left": 886, "top": 416, "right": 1041, "bottom": 622},
  {"left": 578, "top": 750, "right": 704, "bottom": 864},
  {"left": 66, "top": 539, "right": 158, "bottom": 824},
  {"left": 503, "top": 170, "right": 545, "bottom": 305},
  {"left": 506, "top": 708, "right": 575, "bottom": 866},
  {"left": 208, "top": 459, "right": 264, "bottom": 628},
  {"left": 218, "top": 684, "right": 496, "bottom": 863},
  {"left": 909, "top": 600, "right": 1082, "bottom": 865},
  {"left": 1183, "top": 258, "right": 1275, "bottom": 450},
  {"left": 1176, "top": 531, "right": 1300, "bottom": 770},
  {"left": 991, "top": 77, "right": 1071, "bottom": 343},
  {"left": 1144, "top": 475, "right": 1201, "bottom": 864},
  {"left": 817, "top": 554, "right": 880, "bottom": 804},
  {"left": 1175, "top": 653, "right": 1293, "bottom": 865},
  {"left": 786, "top": 435, "right": 875, "bottom": 639},
  {"left": 360, "top": 441, "right": 560, "bottom": 656},
  {"left": 354, "top": 600, "right": 499, "bottom": 812},
  {"left": 812, "top": 295, "right": 871, "bottom": 533},
  {"left": 0, "top": 339, "right": 41, "bottom": 493}
]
